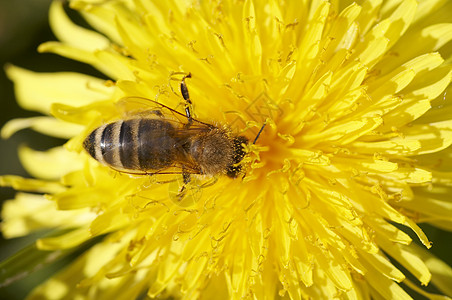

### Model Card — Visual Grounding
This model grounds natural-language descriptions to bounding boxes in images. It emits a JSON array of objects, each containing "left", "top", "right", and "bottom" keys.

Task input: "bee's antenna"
[{"left": 253, "top": 123, "right": 266, "bottom": 144}]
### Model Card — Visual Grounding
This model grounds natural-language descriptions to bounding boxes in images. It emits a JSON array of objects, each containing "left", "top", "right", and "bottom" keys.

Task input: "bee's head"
[{"left": 226, "top": 136, "right": 248, "bottom": 178}]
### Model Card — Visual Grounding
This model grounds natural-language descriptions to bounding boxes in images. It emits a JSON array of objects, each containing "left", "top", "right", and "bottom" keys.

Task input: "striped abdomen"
[{"left": 83, "top": 118, "right": 178, "bottom": 172}]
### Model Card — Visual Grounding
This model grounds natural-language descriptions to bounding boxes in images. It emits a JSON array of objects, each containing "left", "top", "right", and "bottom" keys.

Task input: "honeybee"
[{"left": 83, "top": 74, "right": 264, "bottom": 187}]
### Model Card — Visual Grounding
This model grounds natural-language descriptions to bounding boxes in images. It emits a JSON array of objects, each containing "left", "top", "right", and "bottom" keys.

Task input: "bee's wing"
[
  {"left": 107, "top": 161, "right": 202, "bottom": 177},
  {"left": 152, "top": 163, "right": 201, "bottom": 175},
  {"left": 116, "top": 96, "right": 211, "bottom": 127},
  {"left": 115, "top": 96, "right": 168, "bottom": 119}
]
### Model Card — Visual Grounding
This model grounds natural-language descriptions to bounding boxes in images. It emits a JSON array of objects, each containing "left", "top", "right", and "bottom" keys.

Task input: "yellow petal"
[
  {"left": 37, "top": 227, "right": 92, "bottom": 250},
  {"left": 38, "top": 42, "right": 134, "bottom": 80},
  {"left": 50, "top": 0, "right": 110, "bottom": 51},
  {"left": 296, "top": 1, "right": 330, "bottom": 83},
  {"left": 365, "top": 217, "right": 412, "bottom": 245},
  {"left": 18, "top": 146, "right": 83, "bottom": 180},
  {"left": 89, "top": 208, "right": 132, "bottom": 236},
  {"left": 28, "top": 231, "right": 134, "bottom": 299},
  {"left": 410, "top": 243, "right": 452, "bottom": 297},
  {"left": 70, "top": 0, "right": 125, "bottom": 44},
  {"left": 49, "top": 101, "right": 117, "bottom": 126},
  {"left": 350, "top": 139, "right": 421, "bottom": 155},
  {"left": 381, "top": 0, "right": 417, "bottom": 49},
  {"left": 49, "top": 187, "right": 109, "bottom": 210},
  {"left": 353, "top": 36, "right": 389, "bottom": 67},
  {"left": 356, "top": 0, "right": 383, "bottom": 35},
  {"left": 0, "top": 175, "right": 65, "bottom": 194},
  {"left": 361, "top": 257, "right": 412, "bottom": 300},
  {"left": 1, "top": 193, "right": 55, "bottom": 238},
  {"left": 400, "top": 120, "right": 452, "bottom": 155},
  {"left": 302, "top": 117, "right": 383, "bottom": 145},
  {"left": 369, "top": 53, "right": 444, "bottom": 100},
  {"left": 5, "top": 65, "right": 113, "bottom": 114},
  {"left": 1, "top": 193, "right": 94, "bottom": 238},
  {"left": 1, "top": 117, "right": 82, "bottom": 139},
  {"left": 377, "top": 23, "right": 452, "bottom": 74},
  {"left": 359, "top": 250, "right": 406, "bottom": 282},
  {"left": 377, "top": 236, "right": 432, "bottom": 285},
  {"left": 403, "top": 218, "right": 432, "bottom": 248},
  {"left": 398, "top": 194, "right": 452, "bottom": 229},
  {"left": 413, "top": 0, "right": 451, "bottom": 24},
  {"left": 386, "top": 167, "right": 432, "bottom": 184},
  {"left": 418, "top": 23, "right": 452, "bottom": 52}
]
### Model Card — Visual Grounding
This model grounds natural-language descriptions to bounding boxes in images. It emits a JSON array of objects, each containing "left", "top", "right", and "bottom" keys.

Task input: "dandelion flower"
[{"left": 2, "top": 0, "right": 452, "bottom": 299}]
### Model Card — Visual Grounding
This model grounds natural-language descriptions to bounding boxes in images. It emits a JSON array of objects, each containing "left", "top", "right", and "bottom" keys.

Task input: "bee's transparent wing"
[
  {"left": 115, "top": 96, "right": 169, "bottom": 119},
  {"left": 115, "top": 96, "right": 212, "bottom": 127}
]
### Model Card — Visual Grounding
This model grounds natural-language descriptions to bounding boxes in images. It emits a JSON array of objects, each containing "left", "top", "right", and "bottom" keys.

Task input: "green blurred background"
[{"left": 0, "top": 1, "right": 451, "bottom": 299}]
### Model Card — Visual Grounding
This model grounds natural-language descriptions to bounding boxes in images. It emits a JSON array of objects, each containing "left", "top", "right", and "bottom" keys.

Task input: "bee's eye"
[
  {"left": 232, "top": 136, "right": 248, "bottom": 163},
  {"left": 225, "top": 136, "right": 248, "bottom": 178}
]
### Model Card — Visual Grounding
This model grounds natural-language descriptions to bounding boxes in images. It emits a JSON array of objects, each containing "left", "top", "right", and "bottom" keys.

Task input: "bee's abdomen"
[
  {"left": 83, "top": 119, "right": 177, "bottom": 172},
  {"left": 83, "top": 120, "right": 132, "bottom": 170}
]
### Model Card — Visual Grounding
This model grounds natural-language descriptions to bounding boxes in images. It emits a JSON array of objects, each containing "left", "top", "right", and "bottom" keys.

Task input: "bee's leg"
[
  {"left": 180, "top": 73, "right": 193, "bottom": 127},
  {"left": 169, "top": 72, "right": 193, "bottom": 126},
  {"left": 177, "top": 167, "right": 191, "bottom": 200},
  {"left": 182, "top": 170, "right": 191, "bottom": 184}
]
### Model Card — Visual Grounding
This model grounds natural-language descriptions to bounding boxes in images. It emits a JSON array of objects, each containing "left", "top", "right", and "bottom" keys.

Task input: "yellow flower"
[{"left": 2, "top": 0, "right": 452, "bottom": 299}]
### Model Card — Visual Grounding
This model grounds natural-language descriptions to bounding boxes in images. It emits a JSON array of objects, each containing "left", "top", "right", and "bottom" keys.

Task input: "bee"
[{"left": 83, "top": 74, "right": 265, "bottom": 187}]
